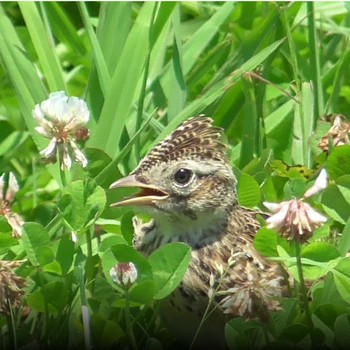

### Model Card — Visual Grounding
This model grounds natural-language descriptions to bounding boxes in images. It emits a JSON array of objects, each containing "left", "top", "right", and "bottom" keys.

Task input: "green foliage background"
[{"left": 1, "top": 2, "right": 350, "bottom": 349}]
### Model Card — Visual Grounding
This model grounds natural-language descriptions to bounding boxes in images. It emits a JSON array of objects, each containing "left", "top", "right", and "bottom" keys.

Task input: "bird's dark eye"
[{"left": 174, "top": 168, "right": 193, "bottom": 185}]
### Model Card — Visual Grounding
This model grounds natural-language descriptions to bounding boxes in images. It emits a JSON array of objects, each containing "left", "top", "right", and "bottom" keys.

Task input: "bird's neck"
[{"left": 138, "top": 207, "right": 235, "bottom": 254}]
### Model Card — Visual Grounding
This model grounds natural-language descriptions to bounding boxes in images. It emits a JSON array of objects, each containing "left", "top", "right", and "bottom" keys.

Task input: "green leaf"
[
  {"left": 26, "top": 280, "right": 68, "bottom": 313},
  {"left": 334, "top": 314, "right": 350, "bottom": 349},
  {"left": 98, "top": 234, "right": 129, "bottom": 253},
  {"left": 58, "top": 179, "right": 106, "bottom": 233},
  {"left": 0, "top": 217, "right": 18, "bottom": 255},
  {"left": 338, "top": 217, "right": 350, "bottom": 256},
  {"left": 334, "top": 258, "right": 350, "bottom": 303},
  {"left": 128, "top": 280, "right": 155, "bottom": 305},
  {"left": 280, "top": 324, "right": 309, "bottom": 343},
  {"left": 322, "top": 184, "right": 350, "bottom": 224},
  {"left": 301, "top": 242, "right": 340, "bottom": 262},
  {"left": 43, "top": 260, "right": 62, "bottom": 276},
  {"left": 327, "top": 145, "right": 350, "bottom": 179},
  {"left": 120, "top": 211, "right": 134, "bottom": 245},
  {"left": 254, "top": 228, "right": 278, "bottom": 257},
  {"left": 148, "top": 242, "right": 191, "bottom": 300},
  {"left": 22, "top": 222, "right": 54, "bottom": 266},
  {"left": 314, "top": 304, "right": 348, "bottom": 329},
  {"left": 56, "top": 235, "right": 75, "bottom": 275},
  {"left": 237, "top": 173, "right": 261, "bottom": 207},
  {"left": 91, "top": 314, "right": 124, "bottom": 347}
]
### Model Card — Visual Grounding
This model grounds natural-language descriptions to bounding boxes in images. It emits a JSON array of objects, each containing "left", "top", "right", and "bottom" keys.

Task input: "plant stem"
[
  {"left": 294, "top": 240, "right": 315, "bottom": 347},
  {"left": 86, "top": 228, "right": 92, "bottom": 258},
  {"left": 124, "top": 289, "right": 137, "bottom": 350}
]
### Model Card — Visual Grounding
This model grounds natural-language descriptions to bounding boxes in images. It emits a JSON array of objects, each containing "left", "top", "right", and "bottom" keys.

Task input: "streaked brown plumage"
[{"left": 110, "top": 116, "right": 284, "bottom": 347}]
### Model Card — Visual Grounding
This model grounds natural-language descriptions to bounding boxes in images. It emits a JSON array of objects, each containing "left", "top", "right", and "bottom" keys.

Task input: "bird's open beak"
[{"left": 109, "top": 174, "right": 169, "bottom": 207}]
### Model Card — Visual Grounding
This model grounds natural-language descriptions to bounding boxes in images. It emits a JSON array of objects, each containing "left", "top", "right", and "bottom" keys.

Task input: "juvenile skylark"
[{"left": 110, "top": 116, "right": 284, "bottom": 347}]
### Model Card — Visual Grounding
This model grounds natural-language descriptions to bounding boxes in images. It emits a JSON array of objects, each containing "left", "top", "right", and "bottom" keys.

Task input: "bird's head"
[{"left": 110, "top": 116, "right": 237, "bottom": 226}]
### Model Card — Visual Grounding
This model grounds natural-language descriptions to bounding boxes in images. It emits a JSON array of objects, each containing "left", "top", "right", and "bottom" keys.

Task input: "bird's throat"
[{"left": 137, "top": 210, "right": 230, "bottom": 254}]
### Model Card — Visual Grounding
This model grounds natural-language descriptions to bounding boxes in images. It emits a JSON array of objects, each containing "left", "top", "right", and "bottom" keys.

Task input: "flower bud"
[{"left": 110, "top": 262, "right": 138, "bottom": 287}]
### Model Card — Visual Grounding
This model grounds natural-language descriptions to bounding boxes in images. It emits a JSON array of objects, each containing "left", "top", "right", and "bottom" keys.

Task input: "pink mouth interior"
[{"left": 137, "top": 188, "right": 167, "bottom": 198}]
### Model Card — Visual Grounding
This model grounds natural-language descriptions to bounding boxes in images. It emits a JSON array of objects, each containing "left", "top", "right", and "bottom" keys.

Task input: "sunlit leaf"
[{"left": 148, "top": 242, "right": 191, "bottom": 300}]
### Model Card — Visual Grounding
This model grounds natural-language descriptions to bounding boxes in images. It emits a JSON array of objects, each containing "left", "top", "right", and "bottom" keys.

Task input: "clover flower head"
[
  {"left": 33, "top": 91, "right": 90, "bottom": 170},
  {"left": 264, "top": 199, "right": 327, "bottom": 242},
  {"left": 264, "top": 169, "right": 328, "bottom": 242},
  {"left": 109, "top": 262, "right": 138, "bottom": 288}
]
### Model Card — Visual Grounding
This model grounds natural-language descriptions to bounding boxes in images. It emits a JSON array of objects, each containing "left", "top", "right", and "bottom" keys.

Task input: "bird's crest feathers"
[{"left": 134, "top": 115, "right": 228, "bottom": 173}]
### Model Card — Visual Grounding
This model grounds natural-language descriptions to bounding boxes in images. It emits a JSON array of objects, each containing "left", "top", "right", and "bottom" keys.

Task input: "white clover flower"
[
  {"left": 33, "top": 91, "right": 90, "bottom": 170},
  {"left": 109, "top": 262, "right": 138, "bottom": 288},
  {"left": 264, "top": 199, "right": 327, "bottom": 242},
  {"left": 0, "top": 173, "right": 23, "bottom": 238}
]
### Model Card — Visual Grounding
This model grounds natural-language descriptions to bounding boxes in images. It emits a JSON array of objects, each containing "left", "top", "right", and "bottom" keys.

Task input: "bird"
[{"left": 110, "top": 116, "right": 284, "bottom": 348}]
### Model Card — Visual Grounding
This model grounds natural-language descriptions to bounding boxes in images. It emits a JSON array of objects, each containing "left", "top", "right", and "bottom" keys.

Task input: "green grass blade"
[
  {"left": 85, "top": 2, "right": 131, "bottom": 121},
  {"left": 307, "top": 2, "right": 324, "bottom": 120},
  {"left": 240, "top": 76, "right": 258, "bottom": 168},
  {"left": 18, "top": 2, "right": 66, "bottom": 92},
  {"left": 88, "top": 2, "right": 156, "bottom": 157},
  {"left": 43, "top": 2, "right": 87, "bottom": 56},
  {"left": 0, "top": 6, "right": 46, "bottom": 139},
  {"left": 158, "top": 2, "right": 234, "bottom": 92},
  {"left": 78, "top": 2, "right": 110, "bottom": 95},
  {"left": 167, "top": 6, "right": 187, "bottom": 118},
  {"left": 181, "top": 2, "right": 235, "bottom": 75}
]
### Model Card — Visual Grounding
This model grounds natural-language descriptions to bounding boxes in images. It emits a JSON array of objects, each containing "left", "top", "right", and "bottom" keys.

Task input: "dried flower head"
[
  {"left": 0, "top": 173, "right": 23, "bottom": 238},
  {"left": 109, "top": 262, "right": 138, "bottom": 287},
  {"left": 0, "top": 260, "right": 26, "bottom": 314},
  {"left": 318, "top": 114, "right": 350, "bottom": 153},
  {"left": 219, "top": 265, "right": 282, "bottom": 320},
  {"left": 33, "top": 91, "right": 90, "bottom": 170}
]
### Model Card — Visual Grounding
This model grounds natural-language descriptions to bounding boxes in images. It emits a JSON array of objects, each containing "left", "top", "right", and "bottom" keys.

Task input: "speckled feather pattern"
[{"left": 133, "top": 115, "right": 228, "bottom": 174}]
